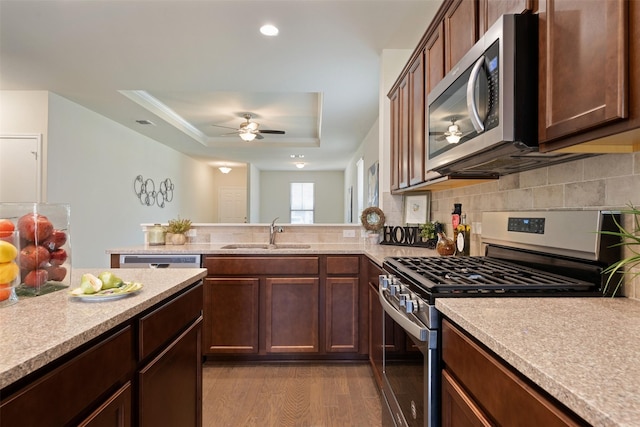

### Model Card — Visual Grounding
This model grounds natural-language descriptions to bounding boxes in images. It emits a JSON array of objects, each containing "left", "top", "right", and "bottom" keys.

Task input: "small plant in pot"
[
  {"left": 600, "top": 206, "right": 640, "bottom": 297},
  {"left": 166, "top": 217, "right": 192, "bottom": 245}
]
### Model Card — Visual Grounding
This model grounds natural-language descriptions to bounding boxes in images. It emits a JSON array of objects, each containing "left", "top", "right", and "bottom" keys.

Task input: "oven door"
[{"left": 379, "top": 287, "right": 438, "bottom": 427}]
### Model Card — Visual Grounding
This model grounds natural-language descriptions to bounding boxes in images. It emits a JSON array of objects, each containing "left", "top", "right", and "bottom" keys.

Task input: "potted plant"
[
  {"left": 419, "top": 221, "right": 440, "bottom": 249},
  {"left": 166, "top": 217, "right": 192, "bottom": 245},
  {"left": 600, "top": 206, "right": 640, "bottom": 297}
]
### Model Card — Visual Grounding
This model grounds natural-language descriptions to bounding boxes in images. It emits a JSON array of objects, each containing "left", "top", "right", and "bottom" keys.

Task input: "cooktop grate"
[{"left": 384, "top": 256, "right": 595, "bottom": 292}]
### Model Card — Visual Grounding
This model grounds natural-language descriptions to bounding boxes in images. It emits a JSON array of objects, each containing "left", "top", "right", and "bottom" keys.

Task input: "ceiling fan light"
[
  {"left": 219, "top": 166, "right": 232, "bottom": 174},
  {"left": 445, "top": 134, "right": 461, "bottom": 144},
  {"left": 239, "top": 131, "right": 256, "bottom": 142},
  {"left": 295, "top": 162, "right": 305, "bottom": 169}
]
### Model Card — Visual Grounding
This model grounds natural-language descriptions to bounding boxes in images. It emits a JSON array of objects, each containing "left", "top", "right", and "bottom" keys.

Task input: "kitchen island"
[
  {"left": 437, "top": 297, "right": 640, "bottom": 427},
  {"left": 0, "top": 267, "right": 207, "bottom": 426}
]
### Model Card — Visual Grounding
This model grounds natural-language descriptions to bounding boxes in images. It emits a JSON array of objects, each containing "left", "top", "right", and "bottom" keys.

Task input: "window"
[{"left": 290, "top": 182, "right": 314, "bottom": 224}]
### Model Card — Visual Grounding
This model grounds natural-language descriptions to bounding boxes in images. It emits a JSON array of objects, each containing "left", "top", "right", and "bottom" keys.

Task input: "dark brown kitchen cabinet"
[
  {"left": 0, "top": 281, "right": 203, "bottom": 427},
  {"left": 443, "top": 0, "right": 478, "bottom": 72},
  {"left": 137, "top": 283, "right": 203, "bottom": 427},
  {"left": 399, "top": 76, "right": 410, "bottom": 189},
  {"left": 204, "top": 278, "right": 259, "bottom": 354},
  {"left": 425, "top": 23, "right": 445, "bottom": 94},
  {"left": 408, "top": 52, "right": 425, "bottom": 186},
  {"left": 538, "top": 0, "right": 631, "bottom": 149},
  {"left": 203, "top": 255, "right": 366, "bottom": 360},
  {"left": 441, "top": 318, "right": 587, "bottom": 427},
  {"left": 478, "top": 0, "right": 534, "bottom": 35},
  {"left": 79, "top": 382, "right": 132, "bottom": 427},
  {"left": 389, "top": 88, "right": 401, "bottom": 192},
  {"left": 265, "top": 277, "right": 320, "bottom": 353}
]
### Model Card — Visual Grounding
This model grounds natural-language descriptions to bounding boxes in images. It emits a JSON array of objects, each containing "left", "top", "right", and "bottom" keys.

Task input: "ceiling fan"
[
  {"left": 212, "top": 113, "right": 286, "bottom": 141},
  {"left": 430, "top": 118, "right": 466, "bottom": 144}
]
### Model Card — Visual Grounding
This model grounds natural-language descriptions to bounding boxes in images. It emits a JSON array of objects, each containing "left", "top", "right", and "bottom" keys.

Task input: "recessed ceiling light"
[
  {"left": 290, "top": 154, "right": 304, "bottom": 159},
  {"left": 260, "top": 24, "right": 279, "bottom": 36}
]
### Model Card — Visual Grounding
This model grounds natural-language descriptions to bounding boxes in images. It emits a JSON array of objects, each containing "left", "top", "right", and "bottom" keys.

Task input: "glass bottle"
[
  {"left": 435, "top": 223, "right": 455, "bottom": 256},
  {"left": 148, "top": 224, "right": 166, "bottom": 246},
  {"left": 455, "top": 214, "right": 471, "bottom": 256}
]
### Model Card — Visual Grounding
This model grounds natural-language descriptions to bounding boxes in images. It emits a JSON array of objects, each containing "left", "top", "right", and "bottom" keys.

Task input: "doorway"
[
  {"left": 0, "top": 134, "right": 42, "bottom": 202},
  {"left": 218, "top": 186, "right": 247, "bottom": 223}
]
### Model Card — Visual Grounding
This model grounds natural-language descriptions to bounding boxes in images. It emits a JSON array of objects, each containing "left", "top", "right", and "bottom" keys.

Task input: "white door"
[
  {"left": 218, "top": 187, "right": 247, "bottom": 223},
  {"left": 0, "top": 135, "right": 42, "bottom": 202}
]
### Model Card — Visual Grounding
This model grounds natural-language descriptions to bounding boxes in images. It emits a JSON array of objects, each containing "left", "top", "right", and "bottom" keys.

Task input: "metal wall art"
[{"left": 133, "top": 175, "right": 174, "bottom": 208}]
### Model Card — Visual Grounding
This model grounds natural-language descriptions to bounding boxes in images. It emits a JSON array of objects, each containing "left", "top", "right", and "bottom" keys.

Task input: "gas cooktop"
[{"left": 383, "top": 256, "right": 595, "bottom": 293}]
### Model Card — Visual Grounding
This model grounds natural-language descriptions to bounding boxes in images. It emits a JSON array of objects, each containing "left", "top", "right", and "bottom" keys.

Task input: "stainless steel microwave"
[{"left": 426, "top": 14, "right": 586, "bottom": 177}]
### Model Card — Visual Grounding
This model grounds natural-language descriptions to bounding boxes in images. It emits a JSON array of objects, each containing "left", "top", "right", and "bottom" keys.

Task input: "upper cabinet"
[
  {"left": 443, "top": 0, "right": 479, "bottom": 72},
  {"left": 538, "top": 0, "right": 630, "bottom": 149},
  {"left": 479, "top": 0, "right": 535, "bottom": 34}
]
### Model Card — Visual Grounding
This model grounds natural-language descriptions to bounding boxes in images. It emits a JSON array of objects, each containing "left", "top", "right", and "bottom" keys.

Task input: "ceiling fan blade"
[
  {"left": 259, "top": 130, "right": 286, "bottom": 134},
  {"left": 211, "top": 124, "right": 239, "bottom": 130},
  {"left": 219, "top": 131, "right": 240, "bottom": 136},
  {"left": 255, "top": 133, "right": 264, "bottom": 140}
]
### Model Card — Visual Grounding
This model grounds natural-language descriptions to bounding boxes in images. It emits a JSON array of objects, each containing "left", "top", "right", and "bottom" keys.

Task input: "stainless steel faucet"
[{"left": 269, "top": 217, "right": 280, "bottom": 245}]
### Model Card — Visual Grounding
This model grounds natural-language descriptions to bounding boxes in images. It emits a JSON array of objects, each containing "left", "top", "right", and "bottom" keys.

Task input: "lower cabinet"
[
  {"left": 203, "top": 255, "right": 365, "bottom": 360},
  {"left": 441, "top": 318, "right": 587, "bottom": 427},
  {"left": 265, "top": 277, "right": 320, "bottom": 353},
  {"left": 0, "top": 281, "right": 203, "bottom": 427}
]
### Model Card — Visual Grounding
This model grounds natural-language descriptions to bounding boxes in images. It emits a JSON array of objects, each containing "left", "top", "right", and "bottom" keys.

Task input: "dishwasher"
[{"left": 119, "top": 254, "right": 202, "bottom": 268}]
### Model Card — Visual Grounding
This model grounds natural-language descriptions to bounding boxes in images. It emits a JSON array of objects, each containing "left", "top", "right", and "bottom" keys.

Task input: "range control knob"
[
  {"left": 398, "top": 293, "right": 409, "bottom": 307},
  {"left": 378, "top": 274, "right": 395, "bottom": 289},
  {"left": 405, "top": 298, "right": 423, "bottom": 314}
]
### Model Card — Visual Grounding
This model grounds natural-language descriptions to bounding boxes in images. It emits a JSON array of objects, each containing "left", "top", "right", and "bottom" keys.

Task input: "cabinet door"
[
  {"left": 203, "top": 277, "right": 259, "bottom": 354},
  {"left": 539, "top": 0, "right": 628, "bottom": 143},
  {"left": 325, "top": 277, "right": 359, "bottom": 353},
  {"left": 78, "top": 382, "right": 132, "bottom": 427},
  {"left": 399, "top": 76, "right": 410, "bottom": 189},
  {"left": 408, "top": 53, "right": 425, "bottom": 186},
  {"left": 479, "top": 0, "right": 534, "bottom": 34},
  {"left": 444, "top": 0, "right": 478, "bottom": 72},
  {"left": 441, "top": 370, "right": 492, "bottom": 427},
  {"left": 389, "top": 88, "right": 400, "bottom": 192},
  {"left": 265, "top": 277, "right": 319, "bottom": 353},
  {"left": 425, "top": 22, "right": 445, "bottom": 94},
  {"left": 138, "top": 316, "right": 202, "bottom": 427}
]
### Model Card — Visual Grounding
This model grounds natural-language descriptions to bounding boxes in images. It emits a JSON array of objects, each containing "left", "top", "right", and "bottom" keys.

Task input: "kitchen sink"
[{"left": 220, "top": 243, "right": 311, "bottom": 250}]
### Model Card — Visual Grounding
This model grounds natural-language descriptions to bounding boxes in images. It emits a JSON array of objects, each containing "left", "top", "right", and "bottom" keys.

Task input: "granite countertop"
[
  {"left": 0, "top": 267, "right": 207, "bottom": 390},
  {"left": 106, "top": 242, "right": 438, "bottom": 266},
  {"left": 436, "top": 297, "right": 640, "bottom": 427}
]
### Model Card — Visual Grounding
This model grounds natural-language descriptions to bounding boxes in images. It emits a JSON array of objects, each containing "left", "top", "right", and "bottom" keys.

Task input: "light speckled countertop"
[
  {"left": 436, "top": 298, "right": 640, "bottom": 427},
  {"left": 0, "top": 268, "right": 207, "bottom": 390},
  {"left": 106, "top": 242, "right": 437, "bottom": 266}
]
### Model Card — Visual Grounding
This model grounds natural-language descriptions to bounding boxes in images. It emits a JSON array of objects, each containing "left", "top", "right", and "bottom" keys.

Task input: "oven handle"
[{"left": 379, "top": 284, "right": 430, "bottom": 342}]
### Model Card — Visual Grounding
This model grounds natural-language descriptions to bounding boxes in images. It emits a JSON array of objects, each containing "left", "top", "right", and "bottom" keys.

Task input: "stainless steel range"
[{"left": 378, "top": 210, "right": 621, "bottom": 427}]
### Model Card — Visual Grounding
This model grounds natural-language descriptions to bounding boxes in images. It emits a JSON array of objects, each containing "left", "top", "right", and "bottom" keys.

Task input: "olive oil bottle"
[{"left": 455, "top": 213, "right": 471, "bottom": 256}]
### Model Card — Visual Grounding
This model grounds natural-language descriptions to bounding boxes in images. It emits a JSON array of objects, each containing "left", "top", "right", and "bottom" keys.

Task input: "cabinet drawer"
[
  {"left": 204, "top": 256, "right": 319, "bottom": 275},
  {"left": 138, "top": 282, "right": 203, "bottom": 360},
  {"left": 326, "top": 256, "right": 360, "bottom": 275},
  {"left": 1, "top": 326, "right": 133, "bottom": 427},
  {"left": 442, "top": 319, "right": 584, "bottom": 426}
]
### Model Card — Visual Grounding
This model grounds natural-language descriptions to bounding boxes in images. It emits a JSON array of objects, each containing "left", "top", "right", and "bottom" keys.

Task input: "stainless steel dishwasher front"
[{"left": 119, "top": 254, "right": 202, "bottom": 268}]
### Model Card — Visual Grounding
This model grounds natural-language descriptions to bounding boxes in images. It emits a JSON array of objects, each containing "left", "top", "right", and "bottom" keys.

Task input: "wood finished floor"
[{"left": 202, "top": 362, "right": 382, "bottom": 427}]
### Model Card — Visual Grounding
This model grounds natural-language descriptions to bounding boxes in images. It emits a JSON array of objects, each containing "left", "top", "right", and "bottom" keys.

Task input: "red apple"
[
  {"left": 19, "top": 244, "right": 50, "bottom": 271},
  {"left": 45, "top": 265, "right": 67, "bottom": 282},
  {"left": 24, "top": 269, "right": 48, "bottom": 287},
  {"left": 49, "top": 248, "right": 68, "bottom": 266},
  {"left": 41, "top": 229, "right": 67, "bottom": 251},
  {"left": 17, "top": 213, "right": 53, "bottom": 243},
  {"left": 0, "top": 219, "right": 15, "bottom": 238}
]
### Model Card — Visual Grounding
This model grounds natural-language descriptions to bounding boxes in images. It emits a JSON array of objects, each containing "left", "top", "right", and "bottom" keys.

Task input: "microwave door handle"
[{"left": 466, "top": 56, "right": 486, "bottom": 133}]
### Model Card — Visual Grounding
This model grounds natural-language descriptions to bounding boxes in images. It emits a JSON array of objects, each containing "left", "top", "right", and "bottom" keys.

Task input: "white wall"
[
  {"left": 1, "top": 90, "right": 218, "bottom": 268},
  {"left": 247, "top": 163, "right": 261, "bottom": 223},
  {"left": 345, "top": 118, "right": 380, "bottom": 223},
  {"left": 210, "top": 165, "right": 247, "bottom": 222},
  {"left": 259, "top": 170, "right": 344, "bottom": 223}
]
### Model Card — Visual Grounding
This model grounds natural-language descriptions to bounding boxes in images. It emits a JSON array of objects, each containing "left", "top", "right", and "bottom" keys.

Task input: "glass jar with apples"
[{"left": 0, "top": 203, "right": 71, "bottom": 297}]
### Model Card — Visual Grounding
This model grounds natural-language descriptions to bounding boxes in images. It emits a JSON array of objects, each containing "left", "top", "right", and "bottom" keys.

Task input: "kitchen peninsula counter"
[
  {"left": 0, "top": 267, "right": 207, "bottom": 390},
  {"left": 107, "top": 242, "right": 437, "bottom": 266},
  {"left": 436, "top": 297, "right": 640, "bottom": 427}
]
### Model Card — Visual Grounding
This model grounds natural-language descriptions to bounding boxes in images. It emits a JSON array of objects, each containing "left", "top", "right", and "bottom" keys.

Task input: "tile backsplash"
[{"left": 384, "top": 152, "right": 640, "bottom": 299}]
